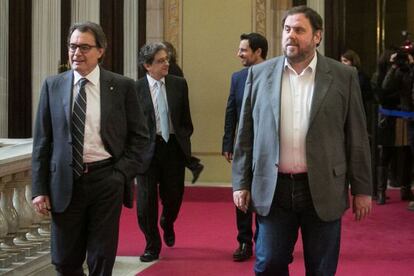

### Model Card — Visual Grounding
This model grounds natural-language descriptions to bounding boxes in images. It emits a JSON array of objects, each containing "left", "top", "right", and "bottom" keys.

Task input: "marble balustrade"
[{"left": 0, "top": 139, "right": 51, "bottom": 272}]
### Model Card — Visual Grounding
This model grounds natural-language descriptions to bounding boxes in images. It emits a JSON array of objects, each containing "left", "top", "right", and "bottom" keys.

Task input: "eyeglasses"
[
  {"left": 154, "top": 58, "right": 169, "bottom": 65},
  {"left": 68, "top": 43, "right": 98, "bottom": 53}
]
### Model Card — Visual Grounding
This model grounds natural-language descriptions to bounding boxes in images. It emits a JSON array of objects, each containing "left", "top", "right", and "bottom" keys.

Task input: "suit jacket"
[
  {"left": 222, "top": 68, "right": 249, "bottom": 153},
  {"left": 32, "top": 68, "right": 151, "bottom": 211},
  {"left": 136, "top": 74, "right": 193, "bottom": 164},
  {"left": 232, "top": 53, "right": 372, "bottom": 221}
]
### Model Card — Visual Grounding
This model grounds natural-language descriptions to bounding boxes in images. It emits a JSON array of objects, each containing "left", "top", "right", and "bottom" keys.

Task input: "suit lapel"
[
  {"left": 143, "top": 78, "right": 156, "bottom": 126},
  {"left": 268, "top": 58, "right": 283, "bottom": 132},
  {"left": 309, "top": 53, "right": 332, "bottom": 125},
  {"left": 61, "top": 70, "right": 74, "bottom": 128},
  {"left": 100, "top": 69, "right": 115, "bottom": 129},
  {"left": 164, "top": 75, "right": 175, "bottom": 123}
]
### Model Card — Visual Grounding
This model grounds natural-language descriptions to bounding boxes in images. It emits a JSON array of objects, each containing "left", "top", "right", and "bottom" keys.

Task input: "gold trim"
[
  {"left": 254, "top": 0, "right": 266, "bottom": 36},
  {"left": 164, "top": 0, "right": 182, "bottom": 66}
]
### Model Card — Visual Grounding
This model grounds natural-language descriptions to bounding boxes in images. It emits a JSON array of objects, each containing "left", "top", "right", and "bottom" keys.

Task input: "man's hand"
[
  {"left": 352, "top": 194, "right": 372, "bottom": 221},
  {"left": 223, "top": 152, "right": 233, "bottom": 163},
  {"left": 32, "top": 195, "right": 51, "bottom": 215},
  {"left": 233, "top": 189, "right": 250, "bottom": 213}
]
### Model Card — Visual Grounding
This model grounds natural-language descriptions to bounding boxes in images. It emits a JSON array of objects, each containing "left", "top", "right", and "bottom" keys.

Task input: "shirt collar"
[
  {"left": 146, "top": 74, "right": 166, "bottom": 88},
  {"left": 284, "top": 51, "right": 318, "bottom": 75},
  {"left": 73, "top": 65, "right": 100, "bottom": 86}
]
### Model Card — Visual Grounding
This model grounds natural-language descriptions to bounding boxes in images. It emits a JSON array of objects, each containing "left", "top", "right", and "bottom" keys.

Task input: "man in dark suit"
[
  {"left": 136, "top": 42, "right": 193, "bottom": 262},
  {"left": 222, "top": 33, "right": 268, "bottom": 262},
  {"left": 232, "top": 6, "right": 372, "bottom": 275},
  {"left": 163, "top": 41, "right": 204, "bottom": 184},
  {"left": 31, "top": 22, "right": 150, "bottom": 275}
]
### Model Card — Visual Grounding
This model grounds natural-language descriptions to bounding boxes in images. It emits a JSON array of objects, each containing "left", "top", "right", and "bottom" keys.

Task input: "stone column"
[
  {"left": 32, "top": 0, "right": 61, "bottom": 126},
  {"left": 307, "top": 0, "right": 325, "bottom": 55},
  {"left": 0, "top": 0, "right": 9, "bottom": 137},
  {"left": 164, "top": 0, "right": 181, "bottom": 66},
  {"left": 124, "top": 0, "right": 139, "bottom": 80},
  {"left": 72, "top": 0, "right": 100, "bottom": 24},
  {"left": 273, "top": 0, "right": 291, "bottom": 57},
  {"left": 147, "top": 0, "right": 164, "bottom": 43}
]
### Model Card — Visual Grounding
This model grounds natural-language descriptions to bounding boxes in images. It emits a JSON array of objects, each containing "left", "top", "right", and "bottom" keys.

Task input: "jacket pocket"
[{"left": 333, "top": 163, "right": 346, "bottom": 177}]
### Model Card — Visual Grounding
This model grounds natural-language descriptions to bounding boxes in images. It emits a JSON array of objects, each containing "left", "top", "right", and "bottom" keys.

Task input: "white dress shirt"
[
  {"left": 279, "top": 53, "right": 317, "bottom": 173},
  {"left": 73, "top": 66, "right": 111, "bottom": 163}
]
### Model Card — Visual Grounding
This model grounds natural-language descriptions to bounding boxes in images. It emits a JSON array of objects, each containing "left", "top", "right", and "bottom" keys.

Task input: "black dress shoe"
[
  {"left": 376, "top": 191, "right": 386, "bottom": 205},
  {"left": 233, "top": 243, "right": 253, "bottom": 262},
  {"left": 191, "top": 163, "right": 204, "bottom": 184},
  {"left": 401, "top": 188, "right": 414, "bottom": 201},
  {"left": 140, "top": 252, "right": 159, "bottom": 262},
  {"left": 163, "top": 228, "right": 175, "bottom": 247}
]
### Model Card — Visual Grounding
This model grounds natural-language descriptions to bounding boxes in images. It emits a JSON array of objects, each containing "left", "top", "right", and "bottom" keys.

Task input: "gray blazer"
[
  {"left": 232, "top": 53, "right": 372, "bottom": 221},
  {"left": 32, "top": 68, "right": 151, "bottom": 211}
]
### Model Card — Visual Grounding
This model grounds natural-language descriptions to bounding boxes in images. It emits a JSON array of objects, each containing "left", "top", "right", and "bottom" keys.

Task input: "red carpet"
[{"left": 117, "top": 187, "right": 414, "bottom": 276}]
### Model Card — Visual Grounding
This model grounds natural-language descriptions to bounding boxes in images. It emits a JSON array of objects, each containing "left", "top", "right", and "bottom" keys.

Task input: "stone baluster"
[
  {"left": 0, "top": 177, "right": 13, "bottom": 268},
  {"left": 0, "top": 175, "right": 25, "bottom": 261},
  {"left": 25, "top": 178, "right": 50, "bottom": 250},
  {"left": 13, "top": 171, "right": 43, "bottom": 255},
  {"left": 25, "top": 179, "right": 42, "bottom": 240}
]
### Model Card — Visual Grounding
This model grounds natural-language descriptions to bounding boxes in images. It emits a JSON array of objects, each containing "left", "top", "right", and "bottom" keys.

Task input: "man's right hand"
[
  {"left": 223, "top": 152, "right": 233, "bottom": 163},
  {"left": 32, "top": 195, "right": 51, "bottom": 215}
]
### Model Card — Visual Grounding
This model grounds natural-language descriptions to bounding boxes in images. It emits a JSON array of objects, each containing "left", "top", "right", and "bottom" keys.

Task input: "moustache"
[{"left": 285, "top": 39, "right": 298, "bottom": 47}]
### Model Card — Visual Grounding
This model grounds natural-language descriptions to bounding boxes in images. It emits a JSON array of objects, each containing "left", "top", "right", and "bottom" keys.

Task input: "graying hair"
[
  {"left": 67, "top": 21, "right": 107, "bottom": 63},
  {"left": 138, "top": 42, "right": 168, "bottom": 72}
]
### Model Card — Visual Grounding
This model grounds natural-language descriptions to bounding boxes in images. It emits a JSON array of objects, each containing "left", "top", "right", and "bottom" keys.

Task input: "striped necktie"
[
  {"left": 156, "top": 81, "right": 170, "bottom": 142},
  {"left": 72, "top": 78, "right": 88, "bottom": 178}
]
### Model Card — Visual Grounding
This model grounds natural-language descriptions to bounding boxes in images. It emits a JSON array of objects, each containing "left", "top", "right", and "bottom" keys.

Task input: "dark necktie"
[{"left": 72, "top": 78, "right": 88, "bottom": 178}]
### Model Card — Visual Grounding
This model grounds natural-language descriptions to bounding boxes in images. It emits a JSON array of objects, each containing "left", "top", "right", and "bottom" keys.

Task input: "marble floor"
[
  {"left": 34, "top": 256, "right": 156, "bottom": 276},
  {"left": 112, "top": 257, "right": 155, "bottom": 276}
]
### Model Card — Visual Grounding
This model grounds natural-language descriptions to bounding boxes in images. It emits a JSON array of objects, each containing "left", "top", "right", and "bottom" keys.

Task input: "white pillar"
[
  {"left": 124, "top": 0, "right": 139, "bottom": 80},
  {"left": 307, "top": 0, "right": 325, "bottom": 55},
  {"left": 32, "top": 0, "right": 61, "bottom": 125},
  {"left": 0, "top": 0, "right": 9, "bottom": 138},
  {"left": 72, "top": 0, "right": 100, "bottom": 24},
  {"left": 146, "top": 0, "right": 164, "bottom": 43}
]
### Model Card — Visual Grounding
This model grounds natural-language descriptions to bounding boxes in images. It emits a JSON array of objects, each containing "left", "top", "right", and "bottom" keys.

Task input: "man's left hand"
[
  {"left": 352, "top": 194, "right": 372, "bottom": 221},
  {"left": 233, "top": 189, "right": 250, "bottom": 213}
]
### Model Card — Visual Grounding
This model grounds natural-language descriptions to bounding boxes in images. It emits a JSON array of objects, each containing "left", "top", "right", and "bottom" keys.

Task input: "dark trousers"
[
  {"left": 236, "top": 207, "right": 253, "bottom": 245},
  {"left": 51, "top": 164, "right": 124, "bottom": 276},
  {"left": 377, "top": 145, "right": 412, "bottom": 192},
  {"left": 136, "top": 135, "right": 186, "bottom": 255},
  {"left": 255, "top": 176, "right": 341, "bottom": 276}
]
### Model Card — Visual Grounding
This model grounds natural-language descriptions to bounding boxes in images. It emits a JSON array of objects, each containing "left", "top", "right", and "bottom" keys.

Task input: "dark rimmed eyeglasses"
[
  {"left": 153, "top": 58, "right": 170, "bottom": 65},
  {"left": 68, "top": 43, "right": 98, "bottom": 53}
]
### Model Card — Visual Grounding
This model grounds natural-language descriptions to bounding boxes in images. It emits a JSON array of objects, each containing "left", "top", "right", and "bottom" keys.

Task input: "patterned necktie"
[
  {"left": 156, "top": 81, "right": 170, "bottom": 142},
  {"left": 72, "top": 78, "right": 88, "bottom": 178}
]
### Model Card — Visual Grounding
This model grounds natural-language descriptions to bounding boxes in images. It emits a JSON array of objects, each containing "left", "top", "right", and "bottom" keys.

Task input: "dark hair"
[
  {"left": 67, "top": 21, "right": 107, "bottom": 63},
  {"left": 341, "top": 49, "right": 361, "bottom": 69},
  {"left": 162, "top": 41, "right": 178, "bottom": 64},
  {"left": 240, "top": 33, "right": 268, "bottom": 59},
  {"left": 282, "top": 5, "right": 323, "bottom": 46},
  {"left": 138, "top": 42, "right": 168, "bottom": 72}
]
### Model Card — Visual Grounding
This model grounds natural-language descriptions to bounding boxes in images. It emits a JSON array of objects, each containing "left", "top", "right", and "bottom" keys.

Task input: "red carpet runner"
[{"left": 117, "top": 187, "right": 414, "bottom": 276}]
